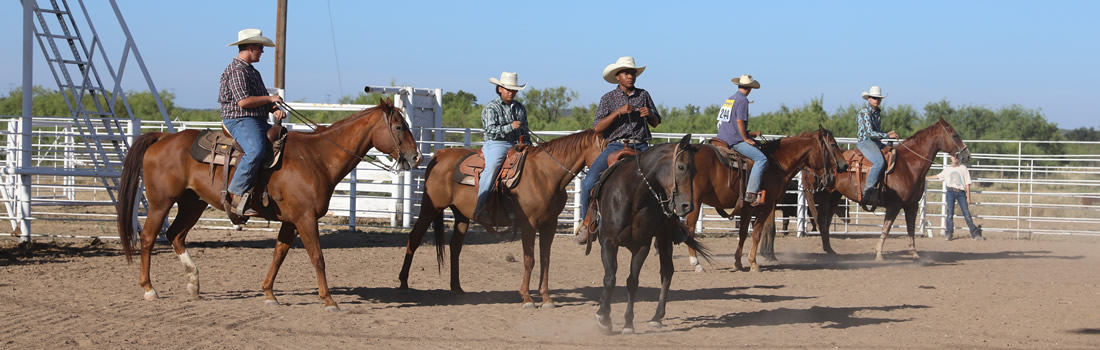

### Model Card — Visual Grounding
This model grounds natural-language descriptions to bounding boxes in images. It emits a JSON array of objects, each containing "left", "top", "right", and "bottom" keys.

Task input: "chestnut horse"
[
  {"left": 808, "top": 118, "right": 970, "bottom": 260},
  {"left": 590, "top": 135, "right": 707, "bottom": 334},
  {"left": 399, "top": 129, "right": 606, "bottom": 308},
  {"left": 685, "top": 127, "right": 848, "bottom": 272},
  {"left": 116, "top": 99, "right": 421, "bottom": 311}
]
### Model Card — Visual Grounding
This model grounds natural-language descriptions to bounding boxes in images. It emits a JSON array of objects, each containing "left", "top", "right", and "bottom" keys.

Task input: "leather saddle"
[
  {"left": 843, "top": 146, "right": 897, "bottom": 175},
  {"left": 706, "top": 138, "right": 752, "bottom": 170},
  {"left": 189, "top": 123, "right": 288, "bottom": 224},
  {"left": 453, "top": 145, "right": 529, "bottom": 193}
]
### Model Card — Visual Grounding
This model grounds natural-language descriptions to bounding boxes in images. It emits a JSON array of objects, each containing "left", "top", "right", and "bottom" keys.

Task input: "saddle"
[
  {"left": 844, "top": 146, "right": 896, "bottom": 205},
  {"left": 452, "top": 145, "right": 528, "bottom": 190},
  {"left": 189, "top": 123, "right": 288, "bottom": 224},
  {"left": 706, "top": 138, "right": 756, "bottom": 219}
]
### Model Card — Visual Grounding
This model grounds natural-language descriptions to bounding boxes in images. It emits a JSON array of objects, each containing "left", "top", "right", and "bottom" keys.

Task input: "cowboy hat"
[
  {"left": 861, "top": 86, "right": 888, "bottom": 99},
  {"left": 488, "top": 72, "right": 527, "bottom": 91},
  {"left": 227, "top": 28, "right": 275, "bottom": 47},
  {"left": 601, "top": 56, "right": 646, "bottom": 84},
  {"left": 731, "top": 74, "right": 761, "bottom": 89}
]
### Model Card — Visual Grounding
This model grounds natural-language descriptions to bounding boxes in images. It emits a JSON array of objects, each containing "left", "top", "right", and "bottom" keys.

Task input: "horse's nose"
[
  {"left": 412, "top": 153, "right": 423, "bottom": 167},
  {"left": 838, "top": 162, "right": 849, "bottom": 172},
  {"left": 679, "top": 202, "right": 693, "bottom": 214}
]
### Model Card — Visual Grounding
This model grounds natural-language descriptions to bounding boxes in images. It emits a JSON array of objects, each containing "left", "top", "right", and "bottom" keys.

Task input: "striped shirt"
[
  {"left": 594, "top": 87, "right": 661, "bottom": 142},
  {"left": 218, "top": 58, "right": 270, "bottom": 119},
  {"left": 481, "top": 98, "right": 529, "bottom": 143}
]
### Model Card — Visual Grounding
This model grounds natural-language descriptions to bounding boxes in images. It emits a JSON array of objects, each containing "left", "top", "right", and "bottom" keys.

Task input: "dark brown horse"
[
  {"left": 684, "top": 127, "right": 848, "bottom": 272},
  {"left": 399, "top": 129, "right": 606, "bottom": 308},
  {"left": 808, "top": 118, "right": 970, "bottom": 260},
  {"left": 591, "top": 135, "right": 707, "bottom": 334},
  {"left": 116, "top": 99, "right": 421, "bottom": 311}
]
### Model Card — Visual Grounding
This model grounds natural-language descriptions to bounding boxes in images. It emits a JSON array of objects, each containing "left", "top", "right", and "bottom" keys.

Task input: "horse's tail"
[
  {"left": 433, "top": 212, "right": 445, "bottom": 273},
  {"left": 116, "top": 132, "right": 162, "bottom": 263},
  {"left": 679, "top": 221, "right": 715, "bottom": 265}
]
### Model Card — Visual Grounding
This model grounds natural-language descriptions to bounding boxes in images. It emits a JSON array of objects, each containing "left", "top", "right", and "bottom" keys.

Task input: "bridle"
[
  {"left": 277, "top": 101, "right": 416, "bottom": 174},
  {"left": 637, "top": 143, "right": 686, "bottom": 217},
  {"left": 803, "top": 131, "right": 839, "bottom": 192}
]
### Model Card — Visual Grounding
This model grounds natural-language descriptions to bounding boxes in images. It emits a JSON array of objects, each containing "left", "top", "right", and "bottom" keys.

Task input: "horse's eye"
[
  {"left": 678, "top": 165, "right": 685, "bottom": 171},
  {"left": 395, "top": 125, "right": 403, "bottom": 131}
]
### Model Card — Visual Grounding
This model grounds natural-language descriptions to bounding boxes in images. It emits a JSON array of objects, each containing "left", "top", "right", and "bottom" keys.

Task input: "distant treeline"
[{"left": 3, "top": 86, "right": 1098, "bottom": 158}]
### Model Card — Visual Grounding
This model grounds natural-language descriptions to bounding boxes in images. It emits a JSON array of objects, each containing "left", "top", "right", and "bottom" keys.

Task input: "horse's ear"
[
  {"left": 678, "top": 134, "right": 692, "bottom": 148},
  {"left": 381, "top": 97, "right": 393, "bottom": 109}
]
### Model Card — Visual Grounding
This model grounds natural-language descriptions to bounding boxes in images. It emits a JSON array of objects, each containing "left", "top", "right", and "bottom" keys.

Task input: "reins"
[
  {"left": 636, "top": 144, "right": 682, "bottom": 217},
  {"left": 277, "top": 101, "right": 409, "bottom": 174}
]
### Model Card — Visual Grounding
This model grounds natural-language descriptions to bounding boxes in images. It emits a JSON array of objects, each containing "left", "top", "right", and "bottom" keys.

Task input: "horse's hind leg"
[
  {"left": 650, "top": 232, "right": 674, "bottom": 329},
  {"left": 874, "top": 205, "right": 902, "bottom": 261},
  {"left": 261, "top": 222, "right": 296, "bottom": 306},
  {"left": 622, "top": 244, "right": 650, "bottom": 335},
  {"left": 902, "top": 203, "right": 920, "bottom": 259},
  {"left": 137, "top": 197, "right": 174, "bottom": 301},
  {"left": 163, "top": 194, "right": 208, "bottom": 300},
  {"left": 448, "top": 216, "right": 469, "bottom": 294}
]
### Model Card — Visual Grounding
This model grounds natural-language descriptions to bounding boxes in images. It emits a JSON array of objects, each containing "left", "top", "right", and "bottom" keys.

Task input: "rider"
[
  {"left": 473, "top": 72, "right": 530, "bottom": 225},
  {"left": 717, "top": 74, "right": 766, "bottom": 206},
  {"left": 219, "top": 28, "right": 286, "bottom": 217},
  {"left": 856, "top": 85, "right": 898, "bottom": 207},
  {"left": 573, "top": 56, "right": 661, "bottom": 244}
]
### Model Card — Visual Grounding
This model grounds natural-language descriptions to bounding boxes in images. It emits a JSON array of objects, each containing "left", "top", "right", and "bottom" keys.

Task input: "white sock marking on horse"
[
  {"left": 689, "top": 256, "right": 699, "bottom": 266},
  {"left": 178, "top": 252, "right": 200, "bottom": 296}
]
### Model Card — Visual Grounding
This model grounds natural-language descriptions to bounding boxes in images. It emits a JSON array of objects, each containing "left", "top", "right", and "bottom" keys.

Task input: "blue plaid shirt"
[
  {"left": 857, "top": 105, "right": 890, "bottom": 142},
  {"left": 481, "top": 98, "right": 529, "bottom": 143}
]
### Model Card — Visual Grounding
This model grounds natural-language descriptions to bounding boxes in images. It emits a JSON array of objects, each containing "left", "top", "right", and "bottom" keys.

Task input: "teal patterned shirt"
[
  {"left": 481, "top": 98, "right": 529, "bottom": 143},
  {"left": 857, "top": 105, "right": 890, "bottom": 142}
]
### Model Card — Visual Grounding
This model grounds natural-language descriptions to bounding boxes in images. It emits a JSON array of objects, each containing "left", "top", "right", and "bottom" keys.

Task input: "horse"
[
  {"left": 116, "top": 99, "right": 421, "bottom": 311},
  {"left": 398, "top": 128, "right": 607, "bottom": 308},
  {"left": 588, "top": 134, "right": 707, "bottom": 334},
  {"left": 808, "top": 117, "right": 970, "bottom": 260},
  {"left": 684, "top": 127, "right": 848, "bottom": 272}
]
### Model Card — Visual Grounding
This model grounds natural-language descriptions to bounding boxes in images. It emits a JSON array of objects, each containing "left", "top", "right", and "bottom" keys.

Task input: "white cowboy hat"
[
  {"left": 861, "top": 86, "right": 888, "bottom": 99},
  {"left": 488, "top": 72, "right": 527, "bottom": 91},
  {"left": 601, "top": 56, "right": 646, "bottom": 84},
  {"left": 731, "top": 74, "right": 761, "bottom": 89},
  {"left": 227, "top": 28, "right": 275, "bottom": 47}
]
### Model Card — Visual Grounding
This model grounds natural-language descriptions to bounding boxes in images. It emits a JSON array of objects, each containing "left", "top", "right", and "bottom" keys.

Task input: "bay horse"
[
  {"left": 590, "top": 134, "right": 707, "bottom": 334},
  {"left": 116, "top": 99, "right": 421, "bottom": 311},
  {"left": 808, "top": 117, "right": 970, "bottom": 260},
  {"left": 398, "top": 128, "right": 606, "bottom": 308},
  {"left": 684, "top": 127, "right": 848, "bottom": 272}
]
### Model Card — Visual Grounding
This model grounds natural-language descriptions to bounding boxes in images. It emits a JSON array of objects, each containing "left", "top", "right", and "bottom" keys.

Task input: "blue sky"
[{"left": 4, "top": 1, "right": 1098, "bottom": 129}]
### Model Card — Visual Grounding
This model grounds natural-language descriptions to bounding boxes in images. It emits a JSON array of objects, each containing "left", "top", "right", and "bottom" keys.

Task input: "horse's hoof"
[
  {"left": 324, "top": 305, "right": 342, "bottom": 313},
  {"left": 540, "top": 302, "right": 557, "bottom": 309},
  {"left": 874, "top": 255, "right": 885, "bottom": 262},
  {"left": 734, "top": 263, "right": 744, "bottom": 271},
  {"left": 398, "top": 283, "right": 409, "bottom": 290},
  {"left": 648, "top": 320, "right": 663, "bottom": 328},
  {"left": 451, "top": 287, "right": 466, "bottom": 295},
  {"left": 621, "top": 327, "right": 635, "bottom": 335},
  {"left": 694, "top": 264, "right": 705, "bottom": 273},
  {"left": 750, "top": 266, "right": 762, "bottom": 273},
  {"left": 264, "top": 299, "right": 279, "bottom": 307},
  {"left": 143, "top": 290, "right": 159, "bottom": 301},
  {"left": 596, "top": 314, "right": 612, "bottom": 334},
  {"left": 186, "top": 284, "right": 200, "bottom": 298},
  {"left": 522, "top": 302, "right": 537, "bottom": 309}
]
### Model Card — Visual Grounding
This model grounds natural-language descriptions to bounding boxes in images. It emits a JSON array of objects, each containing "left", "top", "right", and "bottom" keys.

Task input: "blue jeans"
[
  {"left": 730, "top": 141, "right": 768, "bottom": 193},
  {"left": 223, "top": 117, "right": 271, "bottom": 196},
  {"left": 945, "top": 189, "right": 979, "bottom": 237},
  {"left": 475, "top": 140, "right": 514, "bottom": 213},
  {"left": 579, "top": 141, "right": 648, "bottom": 220},
  {"left": 857, "top": 139, "right": 885, "bottom": 194}
]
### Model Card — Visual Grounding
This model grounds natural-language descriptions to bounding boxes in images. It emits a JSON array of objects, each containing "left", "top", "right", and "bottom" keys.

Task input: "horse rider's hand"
[
  {"left": 269, "top": 95, "right": 284, "bottom": 104},
  {"left": 616, "top": 104, "right": 634, "bottom": 118},
  {"left": 638, "top": 107, "right": 650, "bottom": 118},
  {"left": 511, "top": 120, "right": 523, "bottom": 130},
  {"left": 273, "top": 109, "right": 286, "bottom": 122},
  {"left": 887, "top": 130, "right": 899, "bottom": 139},
  {"left": 744, "top": 138, "right": 757, "bottom": 146},
  {"left": 749, "top": 131, "right": 762, "bottom": 138}
]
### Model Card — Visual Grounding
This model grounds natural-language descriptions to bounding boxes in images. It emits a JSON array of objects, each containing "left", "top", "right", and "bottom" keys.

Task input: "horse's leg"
[
  {"left": 734, "top": 214, "right": 752, "bottom": 271},
  {"left": 448, "top": 217, "right": 469, "bottom": 294},
  {"left": 903, "top": 203, "right": 921, "bottom": 259},
  {"left": 294, "top": 218, "right": 339, "bottom": 311},
  {"left": 536, "top": 221, "right": 557, "bottom": 308},
  {"left": 748, "top": 210, "right": 769, "bottom": 272},
  {"left": 816, "top": 192, "right": 838, "bottom": 255},
  {"left": 137, "top": 199, "right": 173, "bottom": 301},
  {"left": 622, "top": 244, "right": 649, "bottom": 335},
  {"left": 649, "top": 232, "right": 674, "bottom": 329},
  {"left": 518, "top": 225, "right": 537, "bottom": 308},
  {"left": 399, "top": 203, "right": 440, "bottom": 289},
  {"left": 683, "top": 206, "right": 704, "bottom": 272},
  {"left": 596, "top": 240, "right": 619, "bottom": 335},
  {"left": 874, "top": 205, "right": 902, "bottom": 261},
  {"left": 163, "top": 194, "right": 207, "bottom": 300},
  {"left": 261, "top": 222, "right": 296, "bottom": 306},
  {"left": 757, "top": 211, "right": 778, "bottom": 264}
]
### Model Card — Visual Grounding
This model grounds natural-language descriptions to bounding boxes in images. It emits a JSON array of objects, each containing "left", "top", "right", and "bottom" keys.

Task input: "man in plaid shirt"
[
  {"left": 219, "top": 29, "right": 286, "bottom": 217},
  {"left": 855, "top": 86, "right": 898, "bottom": 207},
  {"left": 473, "top": 72, "right": 530, "bottom": 225}
]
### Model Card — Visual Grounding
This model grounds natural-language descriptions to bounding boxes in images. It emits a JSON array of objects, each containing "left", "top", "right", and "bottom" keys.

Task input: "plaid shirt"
[
  {"left": 481, "top": 98, "right": 529, "bottom": 143},
  {"left": 593, "top": 87, "right": 661, "bottom": 142},
  {"left": 857, "top": 105, "right": 890, "bottom": 141},
  {"left": 219, "top": 58, "right": 270, "bottom": 119}
]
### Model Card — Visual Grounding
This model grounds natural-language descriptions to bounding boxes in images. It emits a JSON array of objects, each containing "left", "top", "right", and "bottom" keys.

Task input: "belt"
[
  {"left": 612, "top": 138, "right": 646, "bottom": 144},
  {"left": 947, "top": 188, "right": 965, "bottom": 192}
]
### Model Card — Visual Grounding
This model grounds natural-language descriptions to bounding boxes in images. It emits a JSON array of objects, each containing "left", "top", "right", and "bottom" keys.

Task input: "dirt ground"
[{"left": 2, "top": 226, "right": 1099, "bottom": 349}]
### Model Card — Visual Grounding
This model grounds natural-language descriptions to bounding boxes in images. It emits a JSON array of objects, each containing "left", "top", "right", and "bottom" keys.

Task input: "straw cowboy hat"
[
  {"left": 227, "top": 28, "right": 275, "bottom": 47},
  {"left": 731, "top": 74, "right": 761, "bottom": 89},
  {"left": 602, "top": 56, "right": 646, "bottom": 84},
  {"left": 489, "top": 72, "right": 527, "bottom": 91},
  {"left": 861, "top": 86, "right": 888, "bottom": 99}
]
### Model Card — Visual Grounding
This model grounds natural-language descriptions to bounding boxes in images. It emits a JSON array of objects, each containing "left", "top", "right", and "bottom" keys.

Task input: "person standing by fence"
[{"left": 927, "top": 155, "right": 984, "bottom": 241}]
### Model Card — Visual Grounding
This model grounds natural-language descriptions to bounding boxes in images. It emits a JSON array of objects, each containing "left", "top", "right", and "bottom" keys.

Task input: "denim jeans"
[
  {"left": 944, "top": 189, "right": 979, "bottom": 236},
  {"left": 857, "top": 139, "right": 885, "bottom": 194},
  {"left": 475, "top": 140, "right": 514, "bottom": 213},
  {"left": 579, "top": 141, "right": 648, "bottom": 220},
  {"left": 730, "top": 141, "right": 768, "bottom": 193},
  {"left": 223, "top": 117, "right": 271, "bottom": 196}
]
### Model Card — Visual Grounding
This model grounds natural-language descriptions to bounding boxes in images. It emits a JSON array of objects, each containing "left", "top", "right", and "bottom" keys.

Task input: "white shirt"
[{"left": 934, "top": 165, "right": 972, "bottom": 191}]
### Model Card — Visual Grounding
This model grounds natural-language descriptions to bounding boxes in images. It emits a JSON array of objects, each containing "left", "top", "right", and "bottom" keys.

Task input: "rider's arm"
[
  {"left": 857, "top": 109, "right": 891, "bottom": 140},
  {"left": 644, "top": 91, "right": 661, "bottom": 128},
  {"left": 593, "top": 95, "right": 619, "bottom": 134}
]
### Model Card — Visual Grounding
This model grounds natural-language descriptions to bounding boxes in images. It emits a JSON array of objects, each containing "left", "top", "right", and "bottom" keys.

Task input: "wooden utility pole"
[{"left": 275, "top": 0, "right": 287, "bottom": 89}]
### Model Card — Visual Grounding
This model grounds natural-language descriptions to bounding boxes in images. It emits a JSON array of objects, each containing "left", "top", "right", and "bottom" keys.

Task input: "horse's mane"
[
  {"left": 759, "top": 129, "right": 824, "bottom": 153},
  {"left": 900, "top": 119, "right": 943, "bottom": 146},
  {"left": 325, "top": 104, "right": 390, "bottom": 130},
  {"left": 534, "top": 129, "right": 597, "bottom": 156}
]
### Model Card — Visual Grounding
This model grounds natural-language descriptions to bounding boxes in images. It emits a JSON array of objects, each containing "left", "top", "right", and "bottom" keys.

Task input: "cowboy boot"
[
  {"left": 224, "top": 191, "right": 260, "bottom": 218},
  {"left": 573, "top": 208, "right": 599, "bottom": 245}
]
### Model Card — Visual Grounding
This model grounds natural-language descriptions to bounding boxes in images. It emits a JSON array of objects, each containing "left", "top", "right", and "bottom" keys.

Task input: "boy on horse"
[
  {"left": 574, "top": 56, "right": 661, "bottom": 244},
  {"left": 219, "top": 28, "right": 286, "bottom": 217},
  {"left": 856, "top": 85, "right": 898, "bottom": 207},
  {"left": 717, "top": 74, "right": 766, "bottom": 206},
  {"left": 473, "top": 72, "right": 531, "bottom": 225}
]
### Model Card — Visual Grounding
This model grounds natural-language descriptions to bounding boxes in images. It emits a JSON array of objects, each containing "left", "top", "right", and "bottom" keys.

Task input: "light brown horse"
[
  {"left": 808, "top": 118, "right": 970, "bottom": 260},
  {"left": 399, "top": 129, "right": 606, "bottom": 308},
  {"left": 116, "top": 99, "right": 421, "bottom": 311},
  {"left": 684, "top": 127, "right": 848, "bottom": 272}
]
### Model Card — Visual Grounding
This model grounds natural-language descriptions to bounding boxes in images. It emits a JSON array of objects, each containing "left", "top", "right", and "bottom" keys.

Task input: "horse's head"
[
  {"left": 666, "top": 134, "right": 699, "bottom": 216},
  {"left": 935, "top": 117, "right": 970, "bottom": 163},
  {"left": 374, "top": 98, "right": 422, "bottom": 171},
  {"left": 804, "top": 126, "right": 849, "bottom": 190}
]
